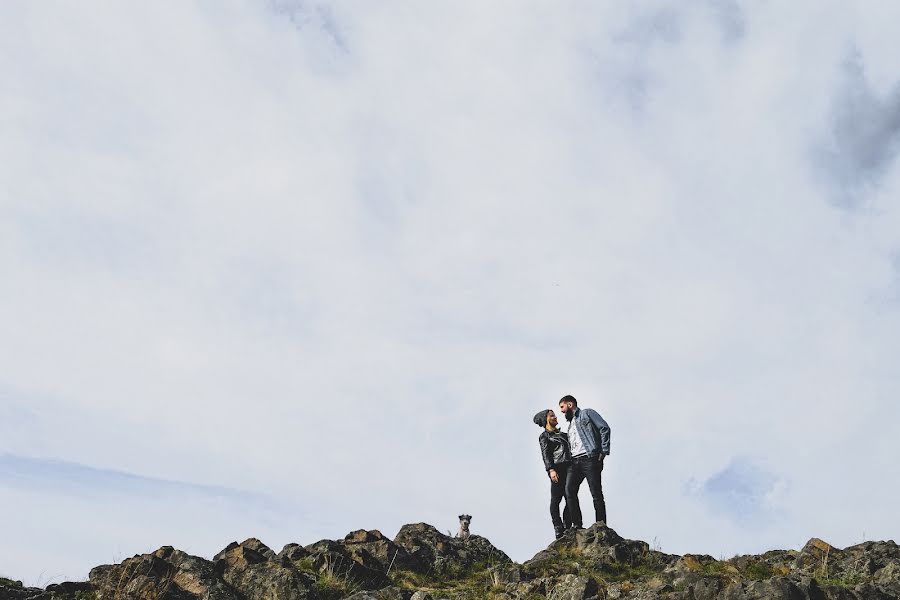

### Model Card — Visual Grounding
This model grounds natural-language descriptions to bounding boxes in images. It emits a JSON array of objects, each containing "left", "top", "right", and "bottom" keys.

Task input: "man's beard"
[{"left": 564, "top": 410, "right": 574, "bottom": 422}]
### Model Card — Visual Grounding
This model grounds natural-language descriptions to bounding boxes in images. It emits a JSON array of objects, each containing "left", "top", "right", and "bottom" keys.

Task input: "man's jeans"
[{"left": 566, "top": 454, "right": 606, "bottom": 527}]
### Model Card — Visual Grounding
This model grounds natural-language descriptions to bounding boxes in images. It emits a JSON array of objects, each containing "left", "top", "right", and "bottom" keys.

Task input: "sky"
[{"left": 2, "top": 0, "right": 900, "bottom": 587}]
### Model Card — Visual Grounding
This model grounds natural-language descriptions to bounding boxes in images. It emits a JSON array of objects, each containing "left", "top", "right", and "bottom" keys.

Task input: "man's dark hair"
[{"left": 559, "top": 395, "right": 577, "bottom": 406}]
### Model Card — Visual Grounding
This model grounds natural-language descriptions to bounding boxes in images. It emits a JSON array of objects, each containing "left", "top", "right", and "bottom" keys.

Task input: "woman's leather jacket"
[{"left": 538, "top": 430, "right": 572, "bottom": 472}]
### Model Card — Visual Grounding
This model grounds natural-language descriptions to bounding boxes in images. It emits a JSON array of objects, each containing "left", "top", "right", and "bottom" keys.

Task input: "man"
[{"left": 558, "top": 394, "right": 611, "bottom": 528}]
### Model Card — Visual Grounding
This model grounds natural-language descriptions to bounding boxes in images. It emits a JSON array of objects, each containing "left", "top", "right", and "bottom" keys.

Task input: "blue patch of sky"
[
  {"left": 578, "top": 7, "right": 684, "bottom": 116},
  {"left": 815, "top": 51, "right": 900, "bottom": 211},
  {"left": 613, "top": 7, "right": 683, "bottom": 47},
  {"left": 268, "top": 0, "right": 351, "bottom": 75},
  {"left": 688, "top": 456, "right": 782, "bottom": 526},
  {"left": 0, "top": 392, "right": 40, "bottom": 430},
  {"left": 9, "top": 206, "right": 158, "bottom": 275},
  {"left": 707, "top": 0, "right": 745, "bottom": 44},
  {"left": 0, "top": 454, "right": 285, "bottom": 512},
  {"left": 352, "top": 141, "right": 425, "bottom": 244},
  {"left": 219, "top": 255, "right": 317, "bottom": 340},
  {"left": 410, "top": 311, "right": 577, "bottom": 353}
]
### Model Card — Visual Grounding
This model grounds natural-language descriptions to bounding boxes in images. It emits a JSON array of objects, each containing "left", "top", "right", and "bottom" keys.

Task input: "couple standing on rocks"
[{"left": 534, "top": 394, "right": 611, "bottom": 540}]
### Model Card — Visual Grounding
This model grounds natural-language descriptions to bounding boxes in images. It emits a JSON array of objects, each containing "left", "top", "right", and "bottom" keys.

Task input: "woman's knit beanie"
[{"left": 533, "top": 410, "right": 550, "bottom": 427}]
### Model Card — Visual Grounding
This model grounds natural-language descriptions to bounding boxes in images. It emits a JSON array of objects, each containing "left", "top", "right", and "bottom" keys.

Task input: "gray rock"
[
  {"left": 238, "top": 539, "right": 277, "bottom": 562},
  {"left": 278, "top": 544, "right": 311, "bottom": 563},
  {"left": 489, "top": 564, "right": 525, "bottom": 587},
  {"left": 546, "top": 574, "right": 600, "bottom": 600},
  {"left": 342, "top": 587, "right": 412, "bottom": 600},
  {"left": 10, "top": 522, "right": 900, "bottom": 600},
  {"left": 393, "top": 523, "right": 510, "bottom": 576},
  {"left": 0, "top": 578, "right": 46, "bottom": 600},
  {"left": 721, "top": 577, "right": 810, "bottom": 600},
  {"left": 220, "top": 562, "right": 315, "bottom": 600}
]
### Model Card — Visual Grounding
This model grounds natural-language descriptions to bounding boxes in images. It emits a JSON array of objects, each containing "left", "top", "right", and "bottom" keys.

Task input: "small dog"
[{"left": 457, "top": 514, "right": 472, "bottom": 539}]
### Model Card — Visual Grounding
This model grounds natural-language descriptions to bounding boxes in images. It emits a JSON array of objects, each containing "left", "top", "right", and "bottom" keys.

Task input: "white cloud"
[{"left": 2, "top": 0, "right": 899, "bottom": 585}]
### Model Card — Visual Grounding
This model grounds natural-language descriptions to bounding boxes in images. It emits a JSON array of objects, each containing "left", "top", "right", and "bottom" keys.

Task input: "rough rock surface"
[
  {"left": 0, "top": 578, "right": 44, "bottom": 600},
  {"left": 5, "top": 523, "right": 900, "bottom": 600},
  {"left": 393, "top": 523, "right": 511, "bottom": 576}
]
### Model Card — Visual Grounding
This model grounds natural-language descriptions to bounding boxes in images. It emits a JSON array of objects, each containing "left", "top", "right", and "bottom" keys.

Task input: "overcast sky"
[{"left": 2, "top": 0, "right": 900, "bottom": 587}]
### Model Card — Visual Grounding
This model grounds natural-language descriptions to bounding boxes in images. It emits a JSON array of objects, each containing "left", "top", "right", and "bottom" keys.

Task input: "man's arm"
[{"left": 585, "top": 409, "right": 611, "bottom": 455}]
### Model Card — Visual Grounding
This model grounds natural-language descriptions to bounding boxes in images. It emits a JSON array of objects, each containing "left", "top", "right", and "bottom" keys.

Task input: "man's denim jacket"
[{"left": 570, "top": 407, "right": 611, "bottom": 456}]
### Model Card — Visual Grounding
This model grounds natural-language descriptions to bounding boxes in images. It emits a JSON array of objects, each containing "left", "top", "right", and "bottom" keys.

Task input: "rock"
[
  {"left": 342, "top": 587, "right": 412, "bottom": 600},
  {"left": 220, "top": 562, "right": 315, "bottom": 600},
  {"left": 393, "top": 523, "right": 510, "bottom": 576},
  {"left": 152, "top": 547, "right": 237, "bottom": 600},
  {"left": 514, "top": 579, "right": 549, "bottom": 598},
  {"left": 489, "top": 564, "right": 525, "bottom": 587},
  {"left": 278, "top": 544, "right": 310, "bottom": 563},
  {"left": 795, "top": 538, "right": 840, "bottom": 576},
  {"left": 876, "top": 562, "right": 900, "bottom": 585},
  {"left": 575, "top": 524, "right": 625, "bottom": 550},
  {"left": 237, "top": 539, "right": 277, "bottom": 562},
  {"left": 44, "top": 582, "right": 94, "bottom": 596},
  {"left": 11, "top": 522, "right": 900, "bottom": 600},
  {"left": 302, "top": 529, "right": 414, "bottom": 590},
  {"left": 341, "top": 529, "right": 417, "bottom": 574},
  {"left": 89, "top": 544, "right": 312, "bottom": 600},
  {"left": 214, "top": 541, "right": 269, "bottom": 570},
  {"left": 682, "top": 577, "right": 726, "bottom": 600},
  {"left": 0, "top": 578, "right": 46, "bottom": 600},
  {"left": 547, "top": 574, "right": 600, "bottom": 600},
  {"left": 213, "top": 541, "right": 316, "bottom": 600},
  {"left": 721, "top": 576, "right": 812, "bottom": 599},
  {"left": 669, "top": 554, "right": 717, "bottom": 573},
  {"left": 817, "top": 584, "right": 863, "bottom": 600},
  {"left": 345, "top": 530, "right": 388, "bottom": 544},
  {"left": 90, "top": 553, "right": 195, "bottom": 600}
]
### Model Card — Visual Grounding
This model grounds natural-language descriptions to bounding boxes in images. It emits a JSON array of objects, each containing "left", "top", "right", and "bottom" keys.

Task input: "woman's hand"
[{"left": 549, "top": 469, "right": 559, "bottom": 483}]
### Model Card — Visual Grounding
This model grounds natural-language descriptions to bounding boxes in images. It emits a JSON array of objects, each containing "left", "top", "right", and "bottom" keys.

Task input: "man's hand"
[{"left": 549, "top": 469, "right": 559, "bottom": 483}]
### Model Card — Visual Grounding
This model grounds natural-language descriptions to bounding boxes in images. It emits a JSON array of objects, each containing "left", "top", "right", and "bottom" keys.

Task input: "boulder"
[
  {"left": 11, "top": 522, "right": 900, "bottom": 600},
  {"left": 302, "top": 533, "right": 398, "bottom": 590},
  {"left": 214, "top": 541, "right": 269, "bottom": 570},
  {"left": 90, "top": 553, "right": 198, "bottom": 600},
  {"left": 278, "top": 544, "right": 310, "bottom": 563},
  {"left": 150, "top": 547, "right": 236, "bottom": 600},
  {"left": 212, "top": 541, "right": 314, "bottom": 600},
  {"left": 393, "top": 523, "right": 510, "bottom": 576},
  {"left": 43, "top": 582, "right": 95, "bottom": 597},
  {"left": 219, "top": 564, "right": 315, "bottom": 600},
  {"left": 0, "top": 578, "right": 46, "bottom": 600},
  {"left": 237, "top": 539, "right": 276, "bottom": 562},
  {"left": 342, "top": 587, "right": 412, "bottom": 600},
  {"left": 340, "top": 529, "right": 417, "bottom": 575},
  {"left": 546, "top": 574, "right": 600, "bottom": 600},
  {"left": 721, "top": 576, "right": 813, "bottom": 600}
]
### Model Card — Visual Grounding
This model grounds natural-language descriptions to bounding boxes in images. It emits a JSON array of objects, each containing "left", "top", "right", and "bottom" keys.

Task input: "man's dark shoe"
[{"left": 554, "top": 526, "right": 565, "bottom": 539}]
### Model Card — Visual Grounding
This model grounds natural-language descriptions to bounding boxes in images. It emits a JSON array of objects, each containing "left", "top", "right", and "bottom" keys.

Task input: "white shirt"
[{"left": 568, "top": 420, "right": 587, "bottom": 457}]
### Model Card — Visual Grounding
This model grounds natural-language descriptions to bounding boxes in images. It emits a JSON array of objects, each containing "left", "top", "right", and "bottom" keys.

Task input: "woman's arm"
[{"left": 538, "top": 433, "right": 555, "bottom": 472}]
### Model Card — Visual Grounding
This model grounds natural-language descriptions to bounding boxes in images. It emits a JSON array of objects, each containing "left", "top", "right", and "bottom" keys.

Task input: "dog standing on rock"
[{"left": 457, "top": 514, "right": 472, "bottom": 539}]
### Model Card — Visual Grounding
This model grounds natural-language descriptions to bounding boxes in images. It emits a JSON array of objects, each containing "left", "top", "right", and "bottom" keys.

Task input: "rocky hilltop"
[{"left": 2, "top": 523, "right": 899, "bottom": 600}]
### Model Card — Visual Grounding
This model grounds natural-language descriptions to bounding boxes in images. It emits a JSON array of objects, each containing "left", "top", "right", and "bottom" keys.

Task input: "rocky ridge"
[{"left": 2, "top": 523, "right": 899, "bottom": 600}]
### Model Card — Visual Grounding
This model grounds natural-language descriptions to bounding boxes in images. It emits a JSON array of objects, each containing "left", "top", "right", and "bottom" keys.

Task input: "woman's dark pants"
[{"left": 550, "top": 463, "right": 572, "bottom": 530}]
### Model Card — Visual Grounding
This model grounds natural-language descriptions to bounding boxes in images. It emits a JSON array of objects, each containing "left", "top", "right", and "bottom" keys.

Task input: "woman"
[{"left": 534, "top": 409, "right": 573, "bottom": 539}]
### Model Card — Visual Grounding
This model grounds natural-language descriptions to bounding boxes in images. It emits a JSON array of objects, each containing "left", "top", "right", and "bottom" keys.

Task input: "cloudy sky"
[{"left": 2, "top": 0, "right": 900, "bottom": 586}]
